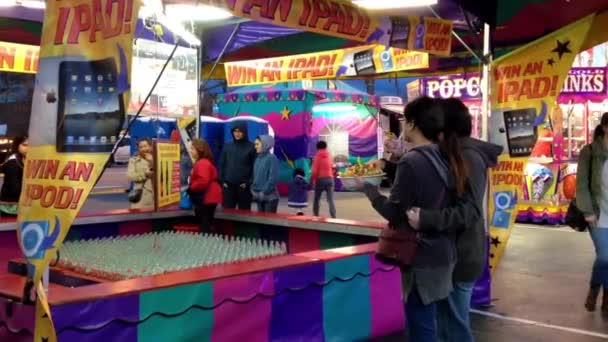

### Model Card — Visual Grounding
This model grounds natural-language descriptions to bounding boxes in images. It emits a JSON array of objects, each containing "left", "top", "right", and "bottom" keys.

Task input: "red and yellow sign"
[
  {"left": 225, "top": 45, "right": 428, "bottom": 86},
  {"left": 154, "top": 141, "right": 181, "bottom": 209},
  {"left": 0, "top": 41, "right": 39, "bottom": 73},
  {"left": 200, "top": 0, "right": 452, "bottom": 55},
  {"left": 17, "top": 1, "right": 141, "bottom": 341},
  {"left": 488, "top": 15, "right": 595, "bottom": 272}
]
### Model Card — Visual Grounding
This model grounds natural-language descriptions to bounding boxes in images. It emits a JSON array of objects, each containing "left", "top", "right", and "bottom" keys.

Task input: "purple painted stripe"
[
  {"left": 270, "top": 263, "right": 325, "bottom": 341},
  {"left": 369, "top": 257, "right": 406, "bottom": 338},
  {"left": 350, "top": 135, "right": 378, "bottom": 157},
  {"left": 472, "top": 237, "right": 492, "bottom": 308},
  {"left": 212, "top": 272, "right": 274, "bottom": 342},
  {"left": 0, "top": 297, "right": 34, "bottom": 341},
  {"left": 53, "top": 295, "right": 139, "bottom": 342}
]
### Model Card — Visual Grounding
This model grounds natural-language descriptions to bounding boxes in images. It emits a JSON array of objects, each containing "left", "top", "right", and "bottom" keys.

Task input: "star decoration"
[
  {"left": 280, "top": 106, "right": 291, "bottom": 120},
  {"left": 490, "top": 236, "right": 501, "bottom": 248},
  {"left": 552, "top": 40, "right": 572, "bottom": 60},
  {"left": 490, "top": 253, "right": 495, "bottom": 259},
  {"left": 41, "top": 312, "right": 48, "bottom": 318},
  {"left": 547, "top": 58, "right": 555, "bottom": 66},
  {"left": 41, "top": 338, "right": 49, "bottom": 342}
]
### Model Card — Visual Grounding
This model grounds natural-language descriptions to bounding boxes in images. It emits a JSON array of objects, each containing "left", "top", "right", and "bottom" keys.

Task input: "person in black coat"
[
  {"left": 218, "top": 123, "right": 257, "bottom": 210},
  {"left": 0, "top": 135, "right": 28, "bottom": 213}
]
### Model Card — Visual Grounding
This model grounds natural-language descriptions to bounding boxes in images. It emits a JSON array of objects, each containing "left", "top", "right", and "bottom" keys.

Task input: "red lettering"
[
  {"left": 0, "top": 47, "right": 15, "bottom": 70},
  {"left": 59, "top": 161, "right": 94, "bottom": 181},
  {"left": 54, "top": 7, "right": 71, "bottom": 45},
  {"left": 242, "top": 0, "right": 292, "bottom": 22},
  {"left": 341, "top": 3, "right": 363, "bottom": 36},
  {"left": 523, "top": 61, "right": 543, "bottom": 76},
  {"left": 68, "top": 4, "right": 92, "bottom": 44},
  {"left": 104, "top": 0, "right": 126, "bottom": 38},
  {"left": 322, "top": 2, "right": 345, "bottom": 32}
]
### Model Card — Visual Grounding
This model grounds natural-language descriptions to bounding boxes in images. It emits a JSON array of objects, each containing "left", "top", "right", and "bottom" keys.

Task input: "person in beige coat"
[{"left": 127, "top": 138, "right": 154, "bottom": 210}]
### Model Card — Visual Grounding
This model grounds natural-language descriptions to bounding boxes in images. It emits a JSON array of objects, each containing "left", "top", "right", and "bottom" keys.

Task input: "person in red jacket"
[
  {"left": 189, "top": 138, "right": 223, "bottom": 232},
  {"left": 311, "top": 141, "right": 336, "bottom": 218}
]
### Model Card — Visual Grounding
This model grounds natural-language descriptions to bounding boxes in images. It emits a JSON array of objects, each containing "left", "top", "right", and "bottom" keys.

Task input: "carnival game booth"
[
  {"left": 516, "top": 66, "right": 608, "bottom": 224},
  {"left": 215, "top": 87, "right": 379, "bottom": 194},
  {"left": 0, "top": 209, "right": 407, "bottom": 341}
]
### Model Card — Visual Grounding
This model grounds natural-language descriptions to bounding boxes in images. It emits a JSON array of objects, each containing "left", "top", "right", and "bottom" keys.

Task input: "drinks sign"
[
  {"left": 423, "top": 73, "right": 481, "bottom": 99},
  {"left": 561, "top": 67, "right": 606, "bottom": 94}
]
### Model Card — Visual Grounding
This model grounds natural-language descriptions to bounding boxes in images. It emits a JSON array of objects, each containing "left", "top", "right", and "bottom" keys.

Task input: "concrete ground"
[{"left": 24, "top": 165, "right": 608, "bottom": 340}]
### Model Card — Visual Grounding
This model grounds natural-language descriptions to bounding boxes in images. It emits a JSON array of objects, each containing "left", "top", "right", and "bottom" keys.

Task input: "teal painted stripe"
[
  {"left": 233, "top": 221, "right": 261, "bottom": 239},
  {"left": 138, "top": 282, "right": 214, "bottom": 342},
  {"left": 323, "top": 255, "right": 372, "bottom": 341},
  {"left": 319, "top": 232, "right": 356, "bottom": 250}
]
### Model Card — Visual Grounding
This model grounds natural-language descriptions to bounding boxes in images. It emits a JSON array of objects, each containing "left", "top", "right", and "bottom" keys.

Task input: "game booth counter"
[{"left": 212, "top": 85, "right": 381, "bottom": 194}]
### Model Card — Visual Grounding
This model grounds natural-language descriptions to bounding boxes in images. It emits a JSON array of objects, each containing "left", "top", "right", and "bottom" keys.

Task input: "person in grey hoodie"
[
  {"left": 252, "top": 135, "right": 280, "bottom": 213},
  {"left": 407, "top": 98, "right": 503, "bottom": 342},
  {"left": 218, "top": 123, "right": 257, "bottom": 210}
]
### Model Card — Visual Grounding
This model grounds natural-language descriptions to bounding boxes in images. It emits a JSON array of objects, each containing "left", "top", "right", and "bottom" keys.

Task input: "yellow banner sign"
[
  {"left": 200, "top": 0, "right": 452, "bottom": 55},
  {"left": 155, "top": 141, "right": 181, "bottom": 209},
  {"left": 17, "top": 0, "right": 141, "bottom": 341},
  {"left": 225, "top": 45, "right": 428, "bottom": 86},
  {"left": 0, "top": 41, "right": 39, "bottom": 73},
  {"left": 488, "top": 15, "right": 594, "bottom": 272}
]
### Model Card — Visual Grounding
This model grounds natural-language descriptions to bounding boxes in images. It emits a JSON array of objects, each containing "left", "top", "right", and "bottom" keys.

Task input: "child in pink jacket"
[{"left": 310, "top": 141, "right": 336, "bottom": 218}]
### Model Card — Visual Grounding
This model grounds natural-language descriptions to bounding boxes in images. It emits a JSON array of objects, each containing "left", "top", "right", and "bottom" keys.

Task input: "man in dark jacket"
[
  {"left": 407, "top": 98, "right": 503, "bottom": 342},
  {"left": 218, "top": 123, "right": 256, "bottom": 210}
]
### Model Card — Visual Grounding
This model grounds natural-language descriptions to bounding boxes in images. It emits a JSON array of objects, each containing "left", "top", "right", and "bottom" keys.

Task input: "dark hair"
[
  {"left": 404, "top": 96, "right": 468, "bottom": 195},
  {"left": 191, "top": 138, "right": 214, "bottom": 162},
  {"left": 440, "top": 98, "right": 472, "bottom": 138},
  {"left": 137, "top": 137, "right": 152, "bottom": 147},
  {"left": 293, "top": 168, "right": 305, "bottom": 178},
  {"left": 11, "top": 135, "right": 27, "bottom": 155},
  {"left": 593, "top": 112, "right": 608, "bottom": 141},
  {"left": 317, "top": 141, "right": 327, "bottom": 150}
]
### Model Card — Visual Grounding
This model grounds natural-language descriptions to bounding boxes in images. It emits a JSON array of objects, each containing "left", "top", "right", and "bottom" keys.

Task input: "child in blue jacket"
[{"left": 288, "top": 168, "right": 308, "bottom": 215}]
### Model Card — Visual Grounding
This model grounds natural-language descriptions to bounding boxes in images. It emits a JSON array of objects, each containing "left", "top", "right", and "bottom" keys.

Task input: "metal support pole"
[
  {"left": 427, "top": 6, "right": 483, "bottom": 63},
  {"left": 200, "top": 23, "right": 241, "bottom": 90},
  {"left": 481, "top": 23, "right": 491, "bottom": 141}
]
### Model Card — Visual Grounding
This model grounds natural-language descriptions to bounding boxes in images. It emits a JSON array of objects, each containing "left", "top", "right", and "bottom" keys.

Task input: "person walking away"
[
  {"left": 0, "top": 135, "right": 28, "bottom": 215},
  {"left": 219, "top": 123, "right": 256, "bottom": 210},
  {"left": 288, "top": 168, "right": 308, "bottom": 215},
  {"left": 311, "top": 141, "right": 336, "bottom": 218},
  {"left": 127, "top": 138, "right": 154, "bottom": 210},
  {"left": 189, "top": 138, "right": 222, "bottom": 232},
  {"left": 251, "top": 135, "right": 280, "bottom": 213},
  {"left": 407, "top": 98, "right": 503, "bottom": 342},
  {"left": 361, "top": 97, "right": 464, "bottom": 341},
  {"left": 577, "top": 112, "right": 608, "bottom": 315}
]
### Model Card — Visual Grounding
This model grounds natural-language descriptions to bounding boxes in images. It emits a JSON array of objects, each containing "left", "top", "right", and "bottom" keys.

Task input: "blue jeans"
[
  {"left": 406, "top": 287, "right": 438, "bottom": 342},
  {"left": 313, "top": 177, "right": 336, "bottom": 218},
  {"left": 257, "top": 199, "right": 279, "bottom": 213},
  {"left": 437, "top": 281, "right": 475, "bottom": 342},
  {"left": 589, "top": 227, "right": 608, "bottom": 287}
]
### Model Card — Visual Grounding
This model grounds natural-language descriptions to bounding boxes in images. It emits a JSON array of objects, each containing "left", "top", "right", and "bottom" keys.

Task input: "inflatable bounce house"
[{"left": 212, "top": 86, "right": 379, "bottom": 194}]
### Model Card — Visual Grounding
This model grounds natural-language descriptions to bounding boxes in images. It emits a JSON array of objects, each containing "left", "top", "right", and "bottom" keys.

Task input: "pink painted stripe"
[
  {"left": 211, "top": 271, "right": 274, "bottom": 342},
  {"left": 118, "top": 220, "right": 152, "bottom": 236},
  {"left": 369, "top": 257, "right": 406, "bottom": 338}
]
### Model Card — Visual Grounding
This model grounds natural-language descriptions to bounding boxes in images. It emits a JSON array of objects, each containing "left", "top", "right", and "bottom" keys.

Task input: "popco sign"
[{"left": 423, "top": 73, "right": 481, "bottom": 99}]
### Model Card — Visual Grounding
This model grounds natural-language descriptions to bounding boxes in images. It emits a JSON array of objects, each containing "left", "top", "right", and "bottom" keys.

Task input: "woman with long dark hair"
[
  {"left": 577, "top": 112, "right": 608, "bottom": 315},
  {"left": 189, "top": 138, "right": 222, "bottom": 232},
  {"left": 0, "top": 135, "right": 28, "bottom": 215},
  {"left": 361, "top": 97, "right": 468, "bottom": 341}
]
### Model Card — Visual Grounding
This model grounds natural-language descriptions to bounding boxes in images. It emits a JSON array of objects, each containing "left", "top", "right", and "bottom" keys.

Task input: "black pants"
[
  {"left": 222, "top": 183, "right": 252, "bottom": 210},
  {"left": 194, "top": 204, "right": 217, "bottom": 233}
]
